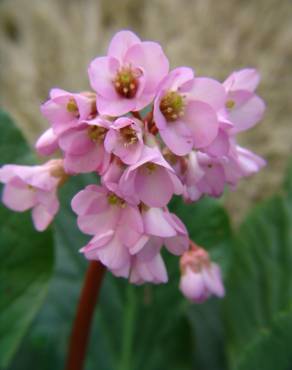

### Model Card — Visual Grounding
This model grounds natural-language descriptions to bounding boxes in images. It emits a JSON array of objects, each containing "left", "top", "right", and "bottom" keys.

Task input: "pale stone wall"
[{"left": 0, "top": 0, "right": 291, "bottom": 222}]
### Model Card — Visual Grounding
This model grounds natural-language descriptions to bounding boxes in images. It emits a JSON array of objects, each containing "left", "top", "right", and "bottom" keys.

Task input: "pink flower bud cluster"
[
  {"left": 0, "top": 31, "right": 266, "bottom": 301},
  {"left": 179, "top": 243, "right": 225, "bottom": 303}
]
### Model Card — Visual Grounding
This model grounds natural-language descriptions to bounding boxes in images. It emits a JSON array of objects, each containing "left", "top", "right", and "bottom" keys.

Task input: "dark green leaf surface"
[
  {"left": 224, "top": 160, "right": 292, "bottom": 370},
  {"left": 0, "top": 110, "right": 54, "bottom": 368}
]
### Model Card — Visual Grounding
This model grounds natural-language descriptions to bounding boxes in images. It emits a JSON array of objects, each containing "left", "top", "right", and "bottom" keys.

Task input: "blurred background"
[{"left": 0, "top": 0, "right": 291, "bottom": 223}]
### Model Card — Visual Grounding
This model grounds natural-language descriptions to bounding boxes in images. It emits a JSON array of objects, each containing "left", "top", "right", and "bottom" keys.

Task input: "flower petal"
[
  {"left": 189, "top": 77, "right": 226, "bottom": 111},
  {"left": 107, "top": 30, "right": 141, "bottom": 61},
  {"left": 185, "top": 100, "right": 219, "bottom": 148}
]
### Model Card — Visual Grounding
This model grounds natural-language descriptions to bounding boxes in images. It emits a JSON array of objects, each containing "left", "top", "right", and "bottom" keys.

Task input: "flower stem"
[{"left": 65, "top": 261, "right": 105, "bottom": 370}]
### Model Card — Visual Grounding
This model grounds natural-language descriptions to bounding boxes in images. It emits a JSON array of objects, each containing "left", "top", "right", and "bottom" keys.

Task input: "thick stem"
[{"left": 65, "top": 261, "right": 105, "bottom": 370}]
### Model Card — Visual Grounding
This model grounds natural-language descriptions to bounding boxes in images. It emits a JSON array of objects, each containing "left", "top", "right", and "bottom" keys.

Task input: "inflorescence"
[{"left": 0, "top": 30, "right": 266, "bottom": 303}]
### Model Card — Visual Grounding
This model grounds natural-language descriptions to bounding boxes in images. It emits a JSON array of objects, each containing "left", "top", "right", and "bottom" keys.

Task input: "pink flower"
[
  {"left": 0, "top": 159, "right": 67, "bottom": 231},
  {"left": 71, "top": 184, "right": 188, "bottom": 282},
  {"left": 186, "top": 152, "right": 226, "bottom": 200},
  {"left": 129, "top": 207, "right": 188, "bottom": 284},
  {"left": 223, "top": 144, "right": 266, "bottom": 187},
  {"left": 101, "top": 157, "right": 126, "bottom": 194},
  {"left": 58, "top": 117, "right": 111, "bottom": 174},
  {"left": 41, "top": 89, "right": 97, "bottom": 135},
  {"left": 129, "top": 253, "right": 168, "bottom": 285},
  {"left": 88, "top": 30, "right": 169, "bottom": 116},
  {"left": 119, "top": 146, "right": 183, "bottom": 207},
  {"left": 223, "top": 68, "right": 265, "bottom": 133},
  {"left": 154, "top": 67, "right": 226, "bottom": 156},
  {"left": 130, "top": 206, "right": 189, "bottom": 256},
  {"left": 180, "top": 141, "right": 266, "bottom": 201},
  {"left": 179, "top": 245, "right": 225, "bottom": 303},
  {"left": 36, "top": 128, "right": 59, "bottom": 156},
  {"left": 104, "top": 117, "right": 144, "bottom": 164},
  {"left": 71, "top": 185, "right": 144, "bottom": 277}
]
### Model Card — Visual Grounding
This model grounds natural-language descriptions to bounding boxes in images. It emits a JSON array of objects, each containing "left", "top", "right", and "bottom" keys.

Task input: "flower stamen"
[
  {"left": 114, "top": 66, "right": 140, "bottom": 99},
  {"left": 160, "top": 91, "right": 185, "bottom": 122},
  {"left": 87, "top": 126, "right": 107, "bottom": 143}
]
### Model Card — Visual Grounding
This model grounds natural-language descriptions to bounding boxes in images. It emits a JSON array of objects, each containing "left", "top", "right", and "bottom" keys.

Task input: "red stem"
[{"left": 65, "top": 261, "right": 106, "bottom": 370}]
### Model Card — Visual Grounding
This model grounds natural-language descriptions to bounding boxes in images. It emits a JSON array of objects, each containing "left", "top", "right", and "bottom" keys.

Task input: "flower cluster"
[{"left": 0, "top": 31, "right": 265, "bottom": 302}]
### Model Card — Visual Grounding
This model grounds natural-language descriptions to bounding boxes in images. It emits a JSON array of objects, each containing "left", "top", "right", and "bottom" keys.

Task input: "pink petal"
[
  {"left": 125, "top": 42, "right": 169, "bottom": 94},
  {"left": 224, "top": 68, "right": 260, "bottom": 92},
  {"left": 179, "top": 268, "right": 207, "bottom": 302},
  {"left": 143, "top": 207, "right": 176, "bottom": 237},
  {"left": 236, "top": 146, "right": 266, "bottom": 176},
  {"left": 96, "top": 94, "right": 137, "bottom": 116},
  {"left": 64, "top": 145, "right": 106, "bottom": 174},
  {"left": 228, "top": 91, "right": 265, "bottom": 132},
  {"left": 166, "top": 67, "right": 194, "bottom": 91},
  {"left": 129, "top": 235, "right": 149, "bottom": 255},
  {"left": 135, "top": 166, "right": 174, "bottom": 207},
  {"left": 185, "top": 100, "right": 219, "bottom": 148},
  {"left": 159, "top": 121, "right": 193, "bottom": 156},
  {"left": 71, "top": 185, "right": 106, "bottom": 215},
  {"left": 204, "top": 129, "right": 230, "bottom": 157},
  {"left": 189, "top": 77, "right": 226, "bottom": 111},
  {"left": 107, "top": 30, "right": 141, "bottom": 61},
  {"left": 136, "top": 236, "right": 162, "bottom": 261},
  {"left": 88, "top": 56, "right": 119, "bottom": 99},
  {"left": 77, "top": 204, "right": 120, "bottom": 236},
  {"left": 104, "top": 129, "right": 117, "bottom": 153},
  {"left": 32, "top": 204, "right": 55, "bottom": 231},
  {"left": 96, "top": 233, "right": 130, "bottom": 270},
  {"left": 199, "top": 163, "right": 226, "bottom": 197},
  {"left": 117, "top": 205, "right": 144, "bottom": 247},
  {"left": 80, "top": 231, "right": 115, "bottom": 257},
  {"left": 35, "top": 128, "right": 59, "bottom": 156},
  {"left": 203, "top": 263, "right": 225, "bottom": 297},
  {"left": 2, "top": 182, "right": 36, "bottom": 211},
  {"left": 130, "top": 253, "right": 168, "bottom": 284},
  {"left": 164, "top": 235, "right": 189, "bottom": 255},
  {"left": 59, "top": 127, "right": 93, "bottom": 155}
]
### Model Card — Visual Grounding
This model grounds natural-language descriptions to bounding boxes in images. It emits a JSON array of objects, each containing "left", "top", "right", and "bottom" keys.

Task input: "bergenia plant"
[{"left": 0, "top": 30, "right": 266, "bottom": 369}]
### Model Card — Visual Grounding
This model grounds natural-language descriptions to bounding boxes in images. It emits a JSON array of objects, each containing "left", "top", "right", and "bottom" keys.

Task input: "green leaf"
[
  {"left": 0, "top": 110, "right": 54, "bottom": 368},
  {"left": 0, "top": 110, "right": 33, "bottom": 165},
  {"left": 224, "top": 160, "right": 292, "bottom": 370}
]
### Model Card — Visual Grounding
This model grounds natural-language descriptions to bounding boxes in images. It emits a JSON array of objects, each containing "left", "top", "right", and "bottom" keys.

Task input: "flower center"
[
  {"left": 67, "top": 98, "right": 79, "bottom": 118},
  {"left": 225, "top": 99, "right": 235, "bottom": 110},
  {"left": 145, "top": 162, "right": 157, "bottom": 174},
  {"left": 114, "top": 66, "right": 140, "bottom": 99},
  {"left": 160, "top": 91, "right": 185, "bottom": 122},
  {"left": 107, "top": 193, "right": 125, "bottom": 207},
  {"left": 87, "top": 125, "right": 107, "bottom": 143},
  {"left": 27, "top": 184, "right": 35, "bottom": 191},
  {"left": 49, "top": 159, "right": 69, "bottom": 186},
  {"left": 120, "top": 126, "right": 138, "bottom": 147}
]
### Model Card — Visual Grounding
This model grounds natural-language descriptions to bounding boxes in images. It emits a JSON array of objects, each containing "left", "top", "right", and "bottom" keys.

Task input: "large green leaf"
[
  {"left": 224, "top": 159, "right": 292, "bottom": 370},
  {"left": 0, "top": 110, "right": 54, "bottom": 368}
]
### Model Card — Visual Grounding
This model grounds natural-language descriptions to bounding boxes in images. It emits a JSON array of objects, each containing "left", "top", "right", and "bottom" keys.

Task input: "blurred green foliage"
[
  {"left": 0, "top": 110, "right": 292, "bottom": 370},
  {"left": 0, "top": 111, "right": 54, "bottom": 368}
]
